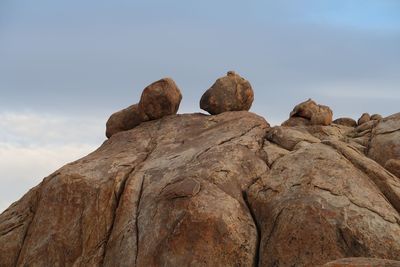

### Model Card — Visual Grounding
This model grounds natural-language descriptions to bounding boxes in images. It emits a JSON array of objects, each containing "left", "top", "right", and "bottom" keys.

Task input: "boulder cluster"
[
  {"left": 106, "top": 78, "right": 182, "bottom": 138},
  {"left": 106, "top": 71, "right": 254, "bottom": 137},
  {"left": 2, "top": 71, "right": 400, "bottom": 266}
]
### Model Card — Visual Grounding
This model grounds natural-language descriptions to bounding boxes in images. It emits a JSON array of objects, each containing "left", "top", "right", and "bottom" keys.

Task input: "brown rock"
[
  {"left": 139, "top": 78, "right": 182, "bottom": 120},
  {"left": 248, "top": 142, "right": 400, "bottom": 266},
  {"left": 200, "top": 71, "right": 254, "bottom": 115},
  {"left": 105, "top": 104, "right": 148, "bottom": 138},
  {"left": 1, "top": 111, "right": 269, "bottom": 267},
  {"left": 323, "top": 257, "right": 400, "bottom": 267},
  {"left": 289, "top": 98, "right": 333, "bottom": 125},
  {"left": 368, "top": 113, "right": 400, "bottom": 166},
  {"left": 266, "top": 126, "right": 320, "bottom": 150},
  {"left": 371, "top": 114, "right": 383, "bottom": 121},
  {"left": 385, "top": 159, "right": 400, "bottom": 178},
  {"left": 357, "top": 113, "right": 370, "bottom": 125},
  {"left": 281, "top": 116, "right": 311, "bottom": 127},
  {"left": 333, "top": 117, "right": 357, "bottom": 127},
  {"left": 2, "top": 110, "right": 400, "bottom": 267}
]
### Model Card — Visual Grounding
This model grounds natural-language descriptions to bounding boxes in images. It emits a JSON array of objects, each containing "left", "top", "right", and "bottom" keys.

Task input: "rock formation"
[
  {"left": 333, "top": 117, "right": 357, "bottom": 127},
  {"left": 357, "top": 112, "right": 370, "bottom": 125},
  {"left": 200, "top": 71, "right": 254, "bottom": 115},
  {"left": 106, "top": 78, "right": 182, "bottom": 138},
  {"left": 282, "top": 98, "right": 333, "bottom": 126},
  {"left": 1, "top": 86, "right": 400, "bottom": 266}
]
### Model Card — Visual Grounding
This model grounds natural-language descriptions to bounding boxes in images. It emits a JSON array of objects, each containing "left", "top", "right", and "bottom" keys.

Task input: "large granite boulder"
[
  {"left": 200, "top": 71, "right": 254, "bottom": 115},
  {"left": 1, "top": 110, "right": 400, "bottom": 267},
  {"left": 368, "top": 112, "right": 400, "bottom": 166},
  {"left": 333, "top": 117, "right": 357, "bottom": 127},
  {"left": 106, "top": 78, "right": 182, "bottom": 138},
  {"left": 105, "top": 104, "right": 148, "bottom": 138},
  {"left": 139, "top": 78, "right": 182, "bottom": 120}
]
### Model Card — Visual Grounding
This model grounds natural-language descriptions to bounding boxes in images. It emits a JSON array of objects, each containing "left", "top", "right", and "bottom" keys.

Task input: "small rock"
[
  {"left": 385, "top": 159, "right": 400, "bottom": 178},
  {"left": 281, "top": 117, "right": 311, "bottom": 127},
  {"left": 289, "top": 99, "right": 333, "bottom": 126},
  {"left": 200, "top": 71, "right": 254, "bottom": 115},
  {"left": 357, "top": 113, "right": 370, "bottom": 125},
  {"left": 333, "top": 117, "right": 357, "bottom": 127},
  {"left": 371, "top": 114, "right": 383, "bottom": 121},
  {"left": 139, "top": 78, "right": 182, "bottom": 120},
  {"left": 106, "top": 104, "right": 148, "bottom": 138}
]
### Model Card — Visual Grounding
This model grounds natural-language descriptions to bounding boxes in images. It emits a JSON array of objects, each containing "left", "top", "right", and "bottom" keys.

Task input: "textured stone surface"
[
  {"left": 106, "top": 104, "right": 148, "bottom": 138},
  {"left": 1, "top": 110, "right": 400, "bottom": 267},
  {"left": 139, "top": 78, "right": 182, "bottom": 120},
  {"left": 323, "top": 257, "right": 400, "bottom": 267},
  {"left": 368, "top": 113, "right": 400, "bottom": 166},
  {"left": 200, "top": 71, "right": 254, "bottom": 115},
  {"left": 333, "top": 117, "right": 357, "bottom": 127},
  {"left": 385, "top": 159, "right": 400, "bottom": 178},
  {"left": 288, "top": 98, "right": 333, "bottom": 126},
  {"left": 357, "top": 113, "right": 370, "bottom": 126}
]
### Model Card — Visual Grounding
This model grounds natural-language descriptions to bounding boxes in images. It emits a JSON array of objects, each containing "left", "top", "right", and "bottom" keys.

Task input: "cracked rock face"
[{"left": 1, "top": 111, "right": 400, "bottom": 267}]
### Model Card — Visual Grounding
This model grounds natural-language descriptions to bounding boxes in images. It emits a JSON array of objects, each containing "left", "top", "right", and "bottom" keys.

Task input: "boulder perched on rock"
[
  {"left": 200, "top": 71, "right": 254, "bottom": 115},
  {"left": 333, "top": 117, "right": 357, "bottom": 127},
  {"left": 105, "top": 77, "right": 182, "bottom": 138},
  {"left": 106, "top": 104, "right": 148, "bottom": 138},
  {"left": 358, "top": 113, "right": 370, "bottom": 125},
  {"left": 283, "top": 98, "right": 333, "bottom": 126},
  {"left": 139, "top": 78, "right": 182, "bottom": 120}
]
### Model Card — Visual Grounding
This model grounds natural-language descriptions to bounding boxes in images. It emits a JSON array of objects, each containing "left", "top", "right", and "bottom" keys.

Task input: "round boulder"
[
  {"left": 371, "top": 114, "right": 383, "bottom": 121},
  {"left": 357, "top": 113, "right": 370, "bottom": 125},
  {"left": 333, "top": 117, "right": 357, "bottom": 127},
  {"left": 288, "top": 98, "right": 333, "bottom": 126},
  {"left": 200, "top": 71, "right": 254, "bottom": 115},
  {"left": 139, "top": 78, "right": 182, "bottom": 120},
  {"left": 106, "top": 104, "right": 148, "bottom": 138}
]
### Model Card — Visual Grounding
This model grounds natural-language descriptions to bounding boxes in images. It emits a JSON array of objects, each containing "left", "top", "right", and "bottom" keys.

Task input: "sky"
[{"left": 0, "top": 0, "right": 399, "bottom": 212}]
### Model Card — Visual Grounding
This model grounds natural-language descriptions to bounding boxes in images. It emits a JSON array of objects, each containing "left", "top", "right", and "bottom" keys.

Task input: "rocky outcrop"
[
  {"left": 367, "top": 112, "right": 400, "bottom": 167},
  {"left": 106, "top": 78, "right": 182, "bottom": 138},
  {"left": 357, "top": 113, "right": 370, "bottom": 125},
  {"left": 1, "top": 102, "right": 399, "bottom": 266},
  {"left": 200, "top": 71, "right": 254, "bottom": 115},
  {"left": 333, "top": 117, "right": 357, "bottom": 127},
  {"left": 283, "top": 98, "right": 333, "bottom": 126}
]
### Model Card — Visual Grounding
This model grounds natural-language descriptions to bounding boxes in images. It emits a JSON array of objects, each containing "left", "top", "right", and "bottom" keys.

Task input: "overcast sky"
[{"left": 0, "top": 0, "right": 399, "bottom": 212}]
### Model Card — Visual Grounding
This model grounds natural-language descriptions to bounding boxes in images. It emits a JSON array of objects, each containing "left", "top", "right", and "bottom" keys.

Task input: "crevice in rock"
[
  {"left": 265, "top": 208, "right": 284, "bottom": 247},
  {"left": 134, "top": 175, "right": 145, "bottom": 266},
  {"left": 322, "top": 140, "right": 400, "bottom": 215},
  {"left": 242, "top": 190, "right": 261, "bottom": 267},
  {"left": 102, "top": 135, "right": 158, "bottom": 266},
  {"left": 15, "top": 187, "right": 42, "bottom": 266},
  {"left": 194, "top": 124, "right": 264, "bottom": 160}
]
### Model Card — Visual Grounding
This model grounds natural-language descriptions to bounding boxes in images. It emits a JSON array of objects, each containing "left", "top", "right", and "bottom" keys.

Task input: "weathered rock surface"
[
  {"left": 139, "top": 78, "right": 182, "bottom": 120},
  {"left": 357, "top": 113, "right": 370, "bottom": 125},
  {"left": 200, "top": 71, "right": 254, "bottom": 115},
  {"left": 323, "top": 257, "right": 400, "bottom": 267},
  {"left": 333, "top": 117, "right": 357, "bottom": 127},
  {"left": 1, "top": 110, "right": 400, "bottom": 267},
  {"left": 106, "top": 104, "right": 148, "bottom": 138},
  {"left": 386, "top": 159, "right": 400, "bottom": 178},
  {"left": 285, "top": 98, "right": 333, "bottom": 126},
  {"left": 368, "top": 112, "right": 400, "bottom": 166}
]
